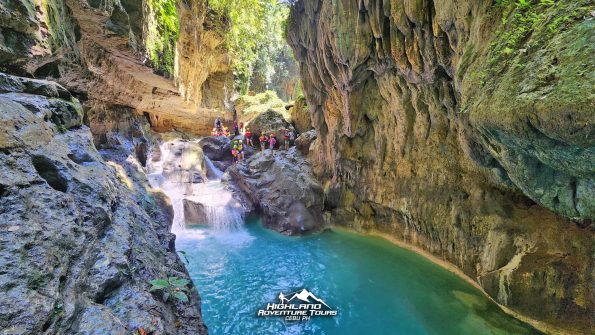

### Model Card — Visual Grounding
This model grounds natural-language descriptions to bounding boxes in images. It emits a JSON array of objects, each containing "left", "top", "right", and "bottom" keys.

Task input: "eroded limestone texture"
[
  {"left": 287, "top": 0, "right": 594, "bottom": 332},
  {"left": 0, "top": 74, "right": 207, "bottom": 334}
]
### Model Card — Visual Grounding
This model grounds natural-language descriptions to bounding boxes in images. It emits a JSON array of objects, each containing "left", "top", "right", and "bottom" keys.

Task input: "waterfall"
[
  {"left": 147, "top": 139, "right": 244, "bottom": 233},
  {"left": 204, "top": 204, "right": 244, "bottom": 231}
]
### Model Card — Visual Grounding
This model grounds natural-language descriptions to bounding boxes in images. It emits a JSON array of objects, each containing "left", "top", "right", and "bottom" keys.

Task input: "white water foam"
[{"left": 147, "top": 139, "right": 244, "bottom": 235}]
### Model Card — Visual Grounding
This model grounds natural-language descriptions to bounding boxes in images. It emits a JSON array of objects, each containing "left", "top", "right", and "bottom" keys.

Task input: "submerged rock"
[{"left": 227, "top": 147, "right": 324, "bottom": 235}]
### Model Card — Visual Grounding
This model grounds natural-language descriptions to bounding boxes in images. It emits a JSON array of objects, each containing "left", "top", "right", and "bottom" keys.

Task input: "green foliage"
[
  {"left": 477, "top": 0, "right": 592, "bottom": 88},
  {"left": 149, "top": 276, "right": 191, "bottom": 303},
  {"left": 209, "top": 0, "right": 295, "bottom": 94},
  {"left": 145, "top": 0, "right": 179, "bottom": 77},
  {"left": 294, "top": 80, "right": 303, "bottom": 100}
]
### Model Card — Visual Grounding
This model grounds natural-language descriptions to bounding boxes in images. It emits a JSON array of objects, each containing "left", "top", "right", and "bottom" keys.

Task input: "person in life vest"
[
  {"left": 259, "top": 132, "right": 267, "bottom": 152},
  {"left": 268, "top": 133, "right": 276, "bottom": 153},
  {"left": 231, "top": 144, "right": 238, "bottom": 164},
  {"left": 237, "top": 140, "right": 244, "bottom": 161},
  {"left": 284, "top": 128, "right": 290, "bottom": 150},
  {"left": 245, "top": 127, "right": 253, "bottom": 146},
  {"left": 239, "top": 121, "right": 245, "bottom": 134},
  {"left": 224, "top": 127, "right": 230, "bottom": 137}
]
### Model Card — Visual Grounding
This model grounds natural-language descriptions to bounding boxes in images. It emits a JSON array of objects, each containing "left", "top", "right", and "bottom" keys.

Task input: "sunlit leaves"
[{"left": 209, "top": 0, "right": 293, "bottom": 94}]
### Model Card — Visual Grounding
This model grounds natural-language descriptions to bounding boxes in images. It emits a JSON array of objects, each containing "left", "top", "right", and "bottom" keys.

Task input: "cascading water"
[
  {"left": 147, "top": 139, "right": 244, "bottom": 233},
  {"left": 145, "top": 141, "right": 538, "bottom": 335}
]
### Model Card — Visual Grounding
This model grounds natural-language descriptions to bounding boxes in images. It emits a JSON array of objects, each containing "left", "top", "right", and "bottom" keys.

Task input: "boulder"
[
  {"left": 295, "top": 129, "right": 317, "bottom": 155},
  {"left": 183, "top": 199, "right": 206, "bottom": 224},
  {"left": 247, "top": 109, "right": 295, "bottom": 148},
  {"left": 198, "top": 136, "right": 232, "bottom": 162},
  {"left": 227, "top": 147, "right": 324, "bottom": 235}
]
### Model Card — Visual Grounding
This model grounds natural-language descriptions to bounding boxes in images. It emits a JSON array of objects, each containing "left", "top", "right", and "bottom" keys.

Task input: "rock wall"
[
  {"left": 0, "top": 74, "right": 207, "bottom": 334},
  {"left": 175, "top": 2, "right": 231, "bottom": 110},
  {"left": 287, "top": 0, "right": 594, "bottom": 333},
  {"left": 1, "top": 0, "right": 232, "bottom": 136}
]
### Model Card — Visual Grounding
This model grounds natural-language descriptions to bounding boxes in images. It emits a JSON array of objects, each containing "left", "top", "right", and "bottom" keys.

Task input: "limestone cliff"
[
  {"left": 175, "top": 2, "right": 231, "bottom": 110},
  {"left": 0, "top": 0, "right": 224, "bottom": 333},
  {"left": 1, "top": 0, "right": 231, "bottom": 136},
  {"left": 0, "top": 74, "right": 207, "bottom": 334},
  {"left": 287, "top": 0, "right": 594, "bottom": 333}
]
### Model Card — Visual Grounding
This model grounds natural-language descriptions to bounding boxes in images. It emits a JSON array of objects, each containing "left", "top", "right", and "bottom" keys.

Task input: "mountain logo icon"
[{"left": 279, "top": 289, "right": 331, "bottom": 308}]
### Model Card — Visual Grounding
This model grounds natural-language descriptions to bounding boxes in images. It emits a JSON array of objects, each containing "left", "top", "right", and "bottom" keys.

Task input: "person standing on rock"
[
  {"left": 268, "top": 133, "right": 277, "bottom": 154},
  {"left": 237, "top": 140, "right": 244, "bottom": 161},
  {"left": 259, "top": 132, "right": 267, "bottom": 152},
  {"left": 245, "top": 128, "right": 253, "bottom": 147},
  {"left": 239, "top": 121, "right": 244, "bottom": 134},
  {"left": 231, "top": 143, "right": 238, "bottom": 164}
]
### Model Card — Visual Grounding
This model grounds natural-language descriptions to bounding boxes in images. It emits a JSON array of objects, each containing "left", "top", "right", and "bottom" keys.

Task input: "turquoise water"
[{"left": 176, "top": 216, "right": 538, "bottom": 335}]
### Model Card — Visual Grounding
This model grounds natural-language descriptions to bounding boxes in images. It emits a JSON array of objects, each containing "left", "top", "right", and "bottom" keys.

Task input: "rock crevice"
[{"left": 287, "top": 0, "right": 594, "bottom": 332}]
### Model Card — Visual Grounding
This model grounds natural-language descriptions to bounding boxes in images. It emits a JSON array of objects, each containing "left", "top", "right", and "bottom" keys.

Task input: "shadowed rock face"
[
  {"left": 287, "top": 0, "right": 594, "bottom": 332},
  {"left": 0, "top": 74, "right": 207, "bottom": 334},
  {"left": 227, "top": 148, "right": 324, "bottom": 235}
]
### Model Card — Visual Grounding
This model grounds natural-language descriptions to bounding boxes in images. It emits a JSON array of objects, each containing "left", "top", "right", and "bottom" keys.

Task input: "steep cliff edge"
[
  {"left": 1, "top": 0, "right": 231, "bottom": 136},
  {"left": 287, "top": 0, "right": 593, "bottom": 333},
  {"left": 0, "top": 74, "right": 207, "bottom": 334}
]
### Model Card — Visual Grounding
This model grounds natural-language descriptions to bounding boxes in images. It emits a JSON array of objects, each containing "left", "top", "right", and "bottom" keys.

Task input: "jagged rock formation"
[
  {"left": 227, "top": 148, "right": 324, "bottom": 235},
  {"left": 287, "top": 0, "right": 594, "bottom": 333},
  {"left": 1, "top": 0, "right": 232, "bottom": 136},
  {"left": 0, "top": 74, "right": 207, "bottom": 334}
]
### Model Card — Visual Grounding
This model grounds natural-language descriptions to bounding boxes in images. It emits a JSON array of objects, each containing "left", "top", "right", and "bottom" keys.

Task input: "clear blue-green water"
[{"left": 176, "top": 216, "right": 538, "bottom": 335}]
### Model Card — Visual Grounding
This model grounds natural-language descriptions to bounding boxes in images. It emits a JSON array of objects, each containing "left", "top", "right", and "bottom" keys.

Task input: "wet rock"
[
  {"left": 183, "top": 199, "right": 206, "bottom": 224},
  {"left": 198, "top": 136, "right": 232, "bottom": 162},
  {"left": 227, "top": 148, "right": 324, "bottom": 235},
  {"left": 0, "top": 75, "right": 207, "bottom": 334}
]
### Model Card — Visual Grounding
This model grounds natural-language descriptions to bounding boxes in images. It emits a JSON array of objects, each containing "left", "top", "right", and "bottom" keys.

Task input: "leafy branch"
[{"left": 149, "top": 276, "right": 191, "bottom": 303}]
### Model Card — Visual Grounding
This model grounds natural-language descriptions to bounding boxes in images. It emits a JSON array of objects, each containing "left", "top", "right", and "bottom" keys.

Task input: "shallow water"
[{"left": 176, "top": 217, "right": 539, "bottom": 335}]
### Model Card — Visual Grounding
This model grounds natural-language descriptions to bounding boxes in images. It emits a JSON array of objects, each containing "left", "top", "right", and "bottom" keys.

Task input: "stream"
[{"left": 148, "top": 139, "right": 538, "bottom": 335}]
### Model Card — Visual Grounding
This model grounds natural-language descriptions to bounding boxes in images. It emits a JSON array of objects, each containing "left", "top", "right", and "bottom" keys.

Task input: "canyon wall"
[
  {"left": 0, "top": 0, "right": 225, "bottom": 333},
  {"left": 287, "top": 0, "right": 594, "bottom": 333},
  {"left": 0, "top": 73, "right": 207, "bottom": 334},
  {"left": 175, "top": 1, "right": 231, "bottom": 110},
  {"left": 1, "top": 0, "right": 231, "bottom": 137}
]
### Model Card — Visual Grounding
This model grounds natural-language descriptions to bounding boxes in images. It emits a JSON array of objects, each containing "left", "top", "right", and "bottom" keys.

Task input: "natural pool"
[{"left": 175, "top": 216, "right": 539, "bottom": 335}]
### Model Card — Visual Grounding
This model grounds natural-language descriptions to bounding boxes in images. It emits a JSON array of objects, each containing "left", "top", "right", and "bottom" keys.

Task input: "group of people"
[
  {"left": 212, "top": 117, "right": 296, "bottom": 165},
  {"left": 231, "top": 139, "right": 245, "bottom": 163},
  {"left": 212, "top": 118, "right": 247, "bottom": 137},
  {"left": 211, "top": 117, "right": 231, "bottom": 137}
]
